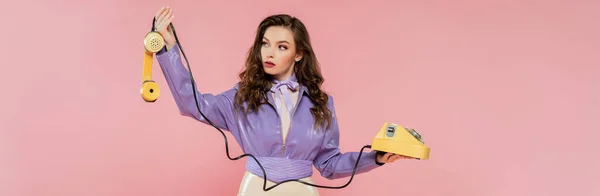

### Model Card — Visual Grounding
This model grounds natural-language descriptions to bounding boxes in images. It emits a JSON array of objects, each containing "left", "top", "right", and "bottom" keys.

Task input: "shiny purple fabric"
[
  {"left": 245, "top": 156, "right": 313, "bottom": 183},
  {"left": 155, "top": 43, "right": 382, "bottom": 183}
]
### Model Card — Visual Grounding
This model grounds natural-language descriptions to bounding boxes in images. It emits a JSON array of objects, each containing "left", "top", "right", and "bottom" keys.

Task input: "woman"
[{"left": 152, "top": 6, "right": 409, "bottom": 196}]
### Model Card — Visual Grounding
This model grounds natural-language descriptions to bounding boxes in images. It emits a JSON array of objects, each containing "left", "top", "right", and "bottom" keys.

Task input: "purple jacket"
[{"left": 155, "top": 43, "right": 382, "bottom": 183}]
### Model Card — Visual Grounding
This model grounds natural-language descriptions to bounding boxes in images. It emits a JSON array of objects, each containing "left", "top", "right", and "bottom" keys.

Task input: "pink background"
[{"left": 2, "top": 0, "right": 599, "bottom": 195}]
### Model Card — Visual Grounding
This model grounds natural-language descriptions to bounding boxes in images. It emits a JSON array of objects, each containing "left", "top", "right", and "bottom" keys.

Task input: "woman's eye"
[
  {"left": 262, "top": 42, "right": 269, "bottom": 47},
  {"left": 279, "top": 45, "right": 287, "bottom": 50}
]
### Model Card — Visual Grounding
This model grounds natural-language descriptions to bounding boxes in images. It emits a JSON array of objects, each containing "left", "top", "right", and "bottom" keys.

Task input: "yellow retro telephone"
[
  {"left": 371, "top": 123, "right": 430, "bottom": 160},
  {"left": 140, "top": 16, "right": 430, "bottom": 191},
  {"left": 140, "top": 18, "right": 164, "bottom": 102}
]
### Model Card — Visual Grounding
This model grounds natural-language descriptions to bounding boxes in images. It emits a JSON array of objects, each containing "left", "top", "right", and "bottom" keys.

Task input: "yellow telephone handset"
[{"left": 140, "top": 28, "right": 164, "bottom": 102}]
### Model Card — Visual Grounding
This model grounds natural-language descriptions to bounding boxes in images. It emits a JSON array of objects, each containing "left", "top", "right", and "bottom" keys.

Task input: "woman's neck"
[{"left": 274, "top": 73, "right": 296, "bottom": 82}]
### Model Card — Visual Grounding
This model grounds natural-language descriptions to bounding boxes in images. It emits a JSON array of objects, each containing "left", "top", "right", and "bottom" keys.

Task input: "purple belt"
[{"left": 245, "top": 156, "right": 313, "bottom": 183}]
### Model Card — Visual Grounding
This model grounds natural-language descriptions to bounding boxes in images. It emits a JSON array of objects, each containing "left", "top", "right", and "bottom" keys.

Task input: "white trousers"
[{"left": 237, "top": 171, "right": 320, "bottom": 196}]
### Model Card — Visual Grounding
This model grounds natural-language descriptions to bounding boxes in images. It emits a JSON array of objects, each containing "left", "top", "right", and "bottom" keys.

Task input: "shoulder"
[
  {"left": 299, "top": 84, "right": 337, "bottom": 110},
  {"left": 327, "top": 94, "right": 335, "bottom": 106},
  {"left": 326, "top": 94, "right": 337, "bottom": 113},
  {"left": 217, "top": 83, "right": 240, "bottom": 99},
  {"left": 233, "top": 82, "right": 241, "bottom": 90}
]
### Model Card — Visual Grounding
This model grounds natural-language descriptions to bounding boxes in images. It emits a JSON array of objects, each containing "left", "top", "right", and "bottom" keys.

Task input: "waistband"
[{"left": 245, "top": 156, "right": 313, "bottom": 183}]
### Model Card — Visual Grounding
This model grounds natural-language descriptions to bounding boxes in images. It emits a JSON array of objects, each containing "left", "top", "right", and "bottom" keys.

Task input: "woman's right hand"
[{"left": 154, "top": 6, "right": 176, "bottom": 50}]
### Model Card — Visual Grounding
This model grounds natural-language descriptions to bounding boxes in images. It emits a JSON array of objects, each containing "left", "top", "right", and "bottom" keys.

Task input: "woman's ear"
[{"left": 295, "top": 52, "right": 303, "bottom": 62}]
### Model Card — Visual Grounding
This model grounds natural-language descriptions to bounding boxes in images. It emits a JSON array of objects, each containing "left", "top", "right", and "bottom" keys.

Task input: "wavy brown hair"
[{"left": 233, "top": 14, "right": 332, "bottom": 130}]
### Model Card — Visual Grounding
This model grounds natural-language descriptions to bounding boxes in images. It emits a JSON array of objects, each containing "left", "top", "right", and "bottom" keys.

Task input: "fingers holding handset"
[
  {"left": 155, "top": 7, "right": 173, "bottom": 31},
  {"left": 154, "top": 6, "right": 176, "bottom": 50}
]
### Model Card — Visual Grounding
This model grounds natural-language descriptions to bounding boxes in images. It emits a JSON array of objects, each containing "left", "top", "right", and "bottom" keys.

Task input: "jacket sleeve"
[
  {"left": 155, "top": 43, "right": 237, "bottom": 132},
  {"left": 313, "top": 96, "right": 383, "bottom": 180}
]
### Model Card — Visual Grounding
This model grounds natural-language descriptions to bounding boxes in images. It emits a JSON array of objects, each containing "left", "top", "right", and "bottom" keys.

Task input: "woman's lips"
[{"left": 264, "top": 61, "right": 276, "bottom": 68}]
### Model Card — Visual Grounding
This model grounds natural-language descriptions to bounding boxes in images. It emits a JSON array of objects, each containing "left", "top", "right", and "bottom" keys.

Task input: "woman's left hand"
[{"left": 376, "top": 152, "right": 414, "bottom": 164}]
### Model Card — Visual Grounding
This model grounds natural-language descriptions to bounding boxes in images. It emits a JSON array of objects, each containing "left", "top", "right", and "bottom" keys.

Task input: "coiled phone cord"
[{"left": 159, "top": 18, "right": 373, "bottom": 191}]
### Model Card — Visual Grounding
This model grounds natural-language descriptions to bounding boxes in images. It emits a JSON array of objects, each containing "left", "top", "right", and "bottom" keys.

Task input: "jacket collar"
[{"left": 266, "top": 83, "right": 309, "bottom": 108}]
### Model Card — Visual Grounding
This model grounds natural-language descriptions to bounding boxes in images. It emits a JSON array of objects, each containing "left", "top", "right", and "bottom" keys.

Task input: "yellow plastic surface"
[
  {"left": 371, "top": 122, "right": 430, "bottom": 160},
  {"left": 140, "top": 32, "right": 162, "bottom": 103}
]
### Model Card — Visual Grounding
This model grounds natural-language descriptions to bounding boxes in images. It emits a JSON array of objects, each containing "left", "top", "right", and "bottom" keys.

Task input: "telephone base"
[
  {"left": 372, "top": 138, "right": 430, "bottom": 160},
  {"left": 371, "top": 122, "right": 430, "bottom": 160}
]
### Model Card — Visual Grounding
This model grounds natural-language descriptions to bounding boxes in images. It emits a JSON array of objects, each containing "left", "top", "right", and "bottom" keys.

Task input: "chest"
[{"left": 237, "top": 91, "right": 326, "bottom": 156}]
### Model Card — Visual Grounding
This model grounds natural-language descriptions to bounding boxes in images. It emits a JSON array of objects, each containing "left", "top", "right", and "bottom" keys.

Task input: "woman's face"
[{"left": 261, "top": 26, "right": 303, "bottom": 81}]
